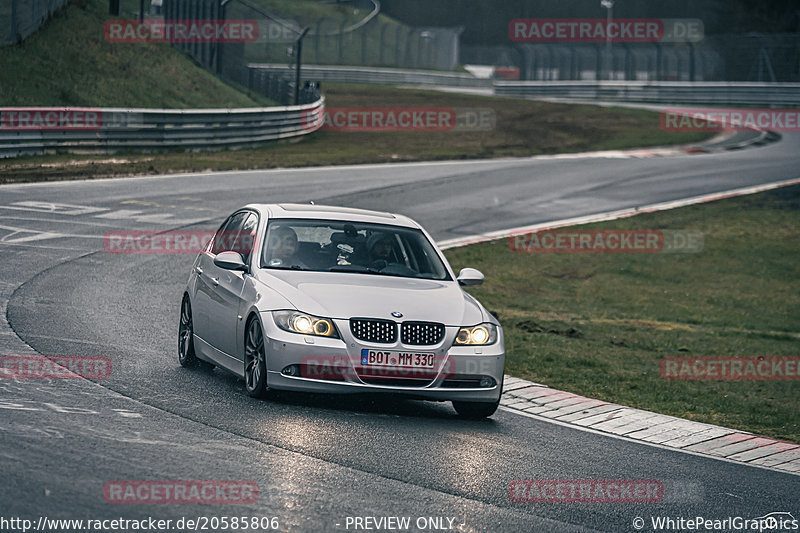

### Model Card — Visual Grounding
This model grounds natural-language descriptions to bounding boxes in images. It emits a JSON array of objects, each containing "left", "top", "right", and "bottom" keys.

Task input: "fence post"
[
  {"left": 378, "top": 23, "right": 387, "bottom": 65},
  {"left": 570, "top": 46, "right": 577, "bottom": 80},
  {"left": 655, "top": 42, "right": 662, "bottom": 81},
  {"left": 394, "top": 25, "right": 402, "bottom": 67},
  {"left": 416, "top": 32, "right": 423, "bottom": 68},
  {"left": 314, "top": 18, "right": 323, "bottom": 64},
  {"left": 294, "top": 27, "right": 309, "bottom": 105},
  {"left": 338, "top": 19, "right": 346, "bottom": 62},
  {"left": 10, "top": 0, "right": 18, "bottom": 44},
  {"left": 361, "top": 22, "right": 367, "bottom": 65},
  {"left": 594, "top": 44, "right": 602, "bottom": 81},
  {"left": 403, "top": 28, "right": 413, "bottom": 68}
]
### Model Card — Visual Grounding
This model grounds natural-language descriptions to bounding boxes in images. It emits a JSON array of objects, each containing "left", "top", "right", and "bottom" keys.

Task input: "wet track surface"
[{"left": 2, "top": 137, "right": 799, "bottom": 531}]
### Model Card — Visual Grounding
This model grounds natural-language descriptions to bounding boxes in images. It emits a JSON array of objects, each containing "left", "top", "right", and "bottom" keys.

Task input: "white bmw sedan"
[{"left": 179, "top": 203, "right": 505, "bottom": 418}]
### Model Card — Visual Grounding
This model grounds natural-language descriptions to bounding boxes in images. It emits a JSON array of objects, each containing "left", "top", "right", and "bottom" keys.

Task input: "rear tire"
[{"left": 244, "top": 317, "right": 269, "bottom": 398}]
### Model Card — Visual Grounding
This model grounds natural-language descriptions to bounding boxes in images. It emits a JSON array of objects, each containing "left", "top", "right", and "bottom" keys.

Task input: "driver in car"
[
  {"left": 367, "top": 233, "right": 396, "bottom": 270},
  {"left": 265, "top": 226, "right": 308, "bottom": 268}
]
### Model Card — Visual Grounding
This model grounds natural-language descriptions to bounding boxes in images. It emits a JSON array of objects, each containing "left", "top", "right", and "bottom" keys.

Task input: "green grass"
[
  {"left": 0, "top": 0, "right": 273, "bottom": 108},
  {"left": 444, "top": 185, "right": 800, "bottom": 442},
  {"left": 0, "top": 83, "right": 712, "bottom": 182}
]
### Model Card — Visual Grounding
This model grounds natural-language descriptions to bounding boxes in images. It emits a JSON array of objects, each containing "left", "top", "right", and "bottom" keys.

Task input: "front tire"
[
  {"left": 453, "top": 381, "right": 502, "bottom": 419},
  {"left": 244, "top": 317, "right": 269, "bottom": 398},
  {"left": 178, "top": 295, "right": 199, "bottom": 368},
  {"left": 452, "top": 399, "right": 500, "bottom": 419}
]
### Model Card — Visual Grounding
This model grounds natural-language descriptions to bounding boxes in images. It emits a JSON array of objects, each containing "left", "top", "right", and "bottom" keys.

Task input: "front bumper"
[{"left": 262, "top": 313, "right": 505, "bottom": 403}]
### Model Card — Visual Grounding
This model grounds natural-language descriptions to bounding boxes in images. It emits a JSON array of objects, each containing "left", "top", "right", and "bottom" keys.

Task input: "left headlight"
[
  {"left": 454, "top": 323, "right": 498, "bottom": 345},
  {"left": 272, "top": 311, "right": 340, "bottom": 338}
]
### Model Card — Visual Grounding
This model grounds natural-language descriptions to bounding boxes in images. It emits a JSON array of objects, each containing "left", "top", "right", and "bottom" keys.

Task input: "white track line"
[
  {"left": 438, "top": 177, "right": 800, "bottom": 249},
  {"left": 0, "top": 140, "right": 714, "bottom": 189}
]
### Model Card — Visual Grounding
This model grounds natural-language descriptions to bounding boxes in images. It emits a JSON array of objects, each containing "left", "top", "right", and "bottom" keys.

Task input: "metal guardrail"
[
  {"left": 248, "top": 64, "right": 493, "bottom": 89},
  {"left": 0, "top": 97, "right": 324, "bottom": 158},
  {"left": 493, "top": 81, "right": 800, "bottom": 106},
  {"left": 251, "top": 65, "right": 798, "bottom": 106}
]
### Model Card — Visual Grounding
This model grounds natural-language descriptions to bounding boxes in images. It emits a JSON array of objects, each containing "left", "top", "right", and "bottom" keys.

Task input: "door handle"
[{"left": 210, "top": 277, "right": 219, "bottom": 286}]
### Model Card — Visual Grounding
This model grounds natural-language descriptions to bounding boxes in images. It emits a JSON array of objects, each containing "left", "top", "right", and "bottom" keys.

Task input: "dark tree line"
[{"left": 376, "top": 0, "right": 800, "bottom": 45}]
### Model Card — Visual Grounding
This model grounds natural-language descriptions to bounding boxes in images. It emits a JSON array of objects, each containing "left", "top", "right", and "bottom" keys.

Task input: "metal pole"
[
  {"left": 294, "top": 27, "right": 309, "bottom": 105},
  {"left": 601, "top": 0, "right": 614, "bottom": 80}
]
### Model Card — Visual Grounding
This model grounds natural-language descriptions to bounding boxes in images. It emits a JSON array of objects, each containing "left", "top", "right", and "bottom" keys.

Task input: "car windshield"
[{"left": 260, "top": 219, "right": 451, "bottom": 281}]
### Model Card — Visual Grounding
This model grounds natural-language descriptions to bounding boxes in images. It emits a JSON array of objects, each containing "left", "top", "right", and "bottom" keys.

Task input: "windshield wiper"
[
  {"left": 328, "top": 265, "right": 371, "bottom": 273},
  {"left": 328, "top": 266, "right": 420, "bottom": 278},
  {"left": 266, "top": 264, "right": 311, "bottom": 271}
]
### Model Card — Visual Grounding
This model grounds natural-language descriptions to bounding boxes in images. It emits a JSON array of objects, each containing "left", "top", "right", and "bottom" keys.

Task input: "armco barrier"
[
  {"left": 493, "top": 81, "right": 800, "bottom": 106},
  {"left": 0, "top": 97, "right": 324, "bottom": 158},
  {"left": 248, "top": 64, "right": 493, "bottom": 89},
  {"left": 248, "top": 66, "right": 797, "bottom": 106}
]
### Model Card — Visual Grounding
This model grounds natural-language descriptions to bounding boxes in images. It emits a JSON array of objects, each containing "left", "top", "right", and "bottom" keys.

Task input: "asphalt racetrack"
[{"left": 1, "top": 135, "right": 799, "bottom": 532}]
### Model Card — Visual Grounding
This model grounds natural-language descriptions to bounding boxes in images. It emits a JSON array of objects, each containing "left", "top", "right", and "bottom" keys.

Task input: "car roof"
[{"left": 245, "top": 203, "right": 420, "bottom": 229}]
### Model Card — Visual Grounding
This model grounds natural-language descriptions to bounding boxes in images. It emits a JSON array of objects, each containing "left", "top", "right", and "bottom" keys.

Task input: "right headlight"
[{"left": 454, "top": 323, "right": 498, "bottom": 345}]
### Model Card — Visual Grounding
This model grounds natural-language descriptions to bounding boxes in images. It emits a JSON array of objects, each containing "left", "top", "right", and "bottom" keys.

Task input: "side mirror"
[
  {"left": 214, "top": 251, "right": 247, "bottom": 271},
  {"left": 457, "top": 267, "right": 484, "bottom": 287}
]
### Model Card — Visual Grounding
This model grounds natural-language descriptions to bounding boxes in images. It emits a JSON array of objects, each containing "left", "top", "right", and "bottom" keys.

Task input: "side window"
[
  {"left": 234, "top": 213, "right": 258, "bottom": 264},
  {"left": 212, "top": 212, "right": 248, "bottom": 255}
]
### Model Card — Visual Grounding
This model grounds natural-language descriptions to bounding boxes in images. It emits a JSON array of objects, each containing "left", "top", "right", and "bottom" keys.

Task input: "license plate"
[{"left": 360, "top": 349, "right": 435, "bottom": 369}]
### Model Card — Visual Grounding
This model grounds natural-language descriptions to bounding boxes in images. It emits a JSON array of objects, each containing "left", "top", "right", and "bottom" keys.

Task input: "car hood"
[{"left": 257, "top": 270, "right": 485, "bottom": 326}]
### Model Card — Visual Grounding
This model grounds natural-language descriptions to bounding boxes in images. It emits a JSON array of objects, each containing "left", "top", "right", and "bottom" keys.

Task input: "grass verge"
[
  {"left": 0, "top": 0, "right": 272, "bottom": 108},
  {"left": 0, "top": 83, "right": 712, "bottom": 183},
  {"left": 445, "top": 185, "right": 800, "bottom": 442}
]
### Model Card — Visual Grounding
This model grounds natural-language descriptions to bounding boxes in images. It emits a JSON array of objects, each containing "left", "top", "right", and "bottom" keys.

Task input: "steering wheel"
[
  {"left": 377, "top": 262, "right": 418, "bottom": 277},
  {"left": 369, "top": 259, "right": 389, "bottom": 270}
]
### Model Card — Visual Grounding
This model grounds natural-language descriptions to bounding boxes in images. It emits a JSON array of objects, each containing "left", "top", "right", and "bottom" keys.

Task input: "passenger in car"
[{"left": 264, "top": 226, "right": 309, "bottom": 268}]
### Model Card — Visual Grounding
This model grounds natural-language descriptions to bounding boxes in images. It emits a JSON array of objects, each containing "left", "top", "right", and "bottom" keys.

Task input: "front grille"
[
  {"left": 350, "top": 318, "right": 397, "bottom": 343},
  {"left": 357, "top": 376, "right": 434, "bottom": 387},
  {"left": 401, "top": 321, "right": 445, "bottom": 345}
]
